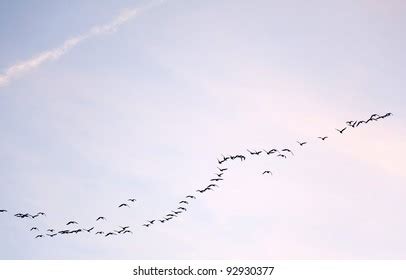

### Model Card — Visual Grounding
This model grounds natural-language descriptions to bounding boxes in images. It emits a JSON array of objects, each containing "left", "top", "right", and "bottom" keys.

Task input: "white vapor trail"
[{"left": 0, "top": 3, "right": 158, "bottom": 87}]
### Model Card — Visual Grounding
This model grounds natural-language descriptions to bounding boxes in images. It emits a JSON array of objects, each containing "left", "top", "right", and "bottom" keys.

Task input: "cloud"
[{"left": 0, "top": 8, "right": 138, "bottom": 87}]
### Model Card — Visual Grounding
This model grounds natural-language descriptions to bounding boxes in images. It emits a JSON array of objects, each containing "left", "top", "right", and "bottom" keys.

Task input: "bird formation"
[{"left": 0, "top": 112, "right": 393, "bottom": 239}]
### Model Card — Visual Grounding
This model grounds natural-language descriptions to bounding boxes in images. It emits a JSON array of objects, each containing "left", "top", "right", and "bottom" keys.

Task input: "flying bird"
[
  {"left": 118, "top": 203, "right": 130, "bottom": 208},
  {"left": 179, "top": 201, "right": 189, "bottom": 204},
  {"left": 355, "top": 120, "right": 365, "bottom": 127},
  {"left": 83, "top": 227, "right": 94, "bottom": 233},
  {"left": 262, "top": 170, "right": 273, "bottom": 175},
  {"left": 47, "top": 233, "right": 57, "bottom": 237},
  {"left": 128, "top": 198, "right": 136, "bottom": 202},
  {"left": 281, "top": 148, "right": 294, "bottom": 155},
  {"left": 178, "top": 207, "right": 187, "bottom": 211},
  {"left": 186, "top": 195, "right": 196, "bottom": 199},
  {"left": 217, "top": 158, "right": 226, "bottom": 165},
  {"left": 0, "top": 209, "right": 7, "bottom": 213},
  {"left": 123, "top": 230, "right": 133, "bottom": 234},
  {"left": 318, "top": 136, "right": 328, "bottom": 140},
  {"left": 218, "top": 167, "right": 228, "bottom": 172},
  {"left": 297, "top": 141, "right": 307, "bottom": 146},
  {"left": 105, "top": 232, "right": 117, "bottom": 237},
  {"left": 247, "top": 149, "right": 262, "bottom": 155},
  {"left": 66, "top": 221, "right": 78, "bottom": 226},
  {"left": 95, "top": 231, "right": 104, "bottom": 235},
  {"left": 35, "top": 235, "right": 44, "bottom": 239},
  {"left": 263, "top": 149, "right": 278, "bottom": 155},
  {"left": 30, "top": 227, "right": 39, "bottom": 231},
  {"left": 277, "top": 154, "right": 287, "bottom": 159},
  {"left": 142, "top": 224, "right": 151, "bottom": 227},
  {"left": 47, "top": 229, "right": 54, "bottom": 232},
  {"left": 96, "top": 216, "right": 106, "bottom": 221},
  {"left": 147, "top": 220, "right": 155, "bottom": 224},
  {"left": 210, "top": 178, "right": 223, "bottom": 182},
  {"left": 336, "top": 127, "right": 347, "bottom": 133},
  {"left": 215, "top": 173, "right": 224, "bottom": 177}
]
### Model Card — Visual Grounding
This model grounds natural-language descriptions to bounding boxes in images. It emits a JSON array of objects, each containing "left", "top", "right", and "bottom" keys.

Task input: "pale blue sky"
[{"left": 0, "top": 0, "right": 405, "bottom": 259}]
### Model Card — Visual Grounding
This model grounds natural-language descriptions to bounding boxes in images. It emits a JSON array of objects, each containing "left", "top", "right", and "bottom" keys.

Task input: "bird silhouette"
[
  {"left": 142, "top": 224, "right": 151, "bottom": 227},
  {"left": 128, "top": 198, "right": 136, "bottom": 202},
  {"left": 147, "top": 220, "right": 155, "bottom": 224},
  {"left": 281, "top": 148, "right": 294, "bottom": 155},
  {"left": 47, "top": 233, "right": 57, "bottom": 237},
  {"left": 0, "top": 209, "right": 7, "bottom": 213},
  {"left": 178, "top": 207, "right": 187, "bottom": 211},
  {"left": 215, "top": 173, "right": 224, "bottom": 177},
  {"left": 236, "top": 155, "right": 246, "bottom": 161},
  {"left": 30, "top": 227, "right": 39, "bottom": 231},
  {"left": 318, "top": 136, "right": 328, "bottom": 141},
  {"left": 263, "top": 149, "right": 278, "bottom": 155},
  {"left": 277, "top": 154, "right": 287, "bottom": 159},
  {"left": 186, "top": 195, "right": 196, "bottom": 199},
  {"left": 336, "top": 127, "right": 347, "bottom": 133},
  {"left": 207, "top": 184, "right": 219, "bottom": 188},
  {"left": 123, "top": 230, "right": 133, "bottom": 234},
  {"left": 15, "top": 213, "right": 32, "bottom": 219},
  {"left": 35, "top": 235, "right": 44, "bottom": 239},
  {"left": 262, "top": 170, "right": 273, "bottom": 175},
  {"left": 179, "top": 201, "right": 189, "bottom": 204},
  {"left": 83, "top": 227, "right": 94, "bottom": 233},
  {"left": 217, "top": 158, "right": 226, "bottom": 164},
  {"left": 118, "top": 203, "right": 130, "bottom": 208},
  {"left": 366, "top": 114, "right": 379, "bottom": 123},
  {"left": 96, "top": 216, "right": 106, "bottom": 221},
  {"left": 247, "top": 149, "right": 262, "bottom": 155},
  {"left": 105, "top": 232, "right": 116, "bottom": 237},
  {"left": 218, "top": 167, "right": 228, "bottom": 172},
  {"left": 210, "top": 178, "right": 223, "bottom": 182},
  {"left": 37, "top": 212, "right": 46, "bottom": 216},
  {"left": 95, "top": 231, "right": 104, "bottom": 235},
  {"left": 66, "top": 221, "right": 78, "bottom": 226},
  {"left": 355, "top": 120, "right": 365, "bottom": 127},
  {"left": 297, "top": 141, "right": 307, "bottom": 146},
  {"left": 47, "top": 229, "right": 54, "bottom": 233}
]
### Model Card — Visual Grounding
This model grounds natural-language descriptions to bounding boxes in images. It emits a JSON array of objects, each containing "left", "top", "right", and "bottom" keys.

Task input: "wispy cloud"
[{"left": 0, "top": 8, "right": 139, "bottom": 87}]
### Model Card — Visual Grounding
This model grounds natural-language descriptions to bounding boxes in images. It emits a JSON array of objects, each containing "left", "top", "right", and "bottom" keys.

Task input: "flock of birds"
[{"left": 0, "top": 112, "right": 393, "bottom": 239}]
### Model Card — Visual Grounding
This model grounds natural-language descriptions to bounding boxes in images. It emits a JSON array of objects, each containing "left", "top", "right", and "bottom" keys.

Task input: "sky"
[{"left": 0, "top": 0, "right": 405, "bottom": 259}]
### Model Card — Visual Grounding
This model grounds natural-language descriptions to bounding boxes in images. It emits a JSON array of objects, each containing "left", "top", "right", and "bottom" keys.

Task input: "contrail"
[{"left": 0, "top": 1, "right": 166, "bottom": 88}]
